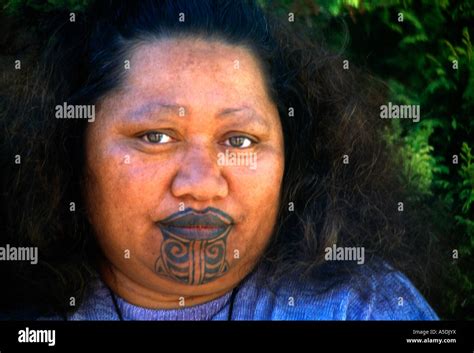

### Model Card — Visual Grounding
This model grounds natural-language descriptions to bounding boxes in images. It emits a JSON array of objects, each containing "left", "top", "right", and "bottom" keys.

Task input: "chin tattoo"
[{"left": 155, "top": 207, "right": 233, "bottom": 285}]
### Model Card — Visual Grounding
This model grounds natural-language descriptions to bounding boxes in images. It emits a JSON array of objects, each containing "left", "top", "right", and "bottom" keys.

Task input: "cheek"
[
  {"left": 230, "top": 143, "right": 284, "bottom": 207},
  {"left": 84, "top": 143, "right": 175, "bottom": 251},
  {"left": 224, "top": 148, "right": 284, "bottom": 255}
]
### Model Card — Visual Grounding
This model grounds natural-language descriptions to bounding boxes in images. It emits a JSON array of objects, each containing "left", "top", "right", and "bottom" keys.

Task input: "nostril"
[{"left": 170, "top": 147, "right": 228, "bottom": 200}]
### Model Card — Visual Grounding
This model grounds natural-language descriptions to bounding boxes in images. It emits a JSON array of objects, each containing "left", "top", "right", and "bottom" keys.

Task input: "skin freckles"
[{"left": 84, "top": 37, "right": 285, "bottom": 309}]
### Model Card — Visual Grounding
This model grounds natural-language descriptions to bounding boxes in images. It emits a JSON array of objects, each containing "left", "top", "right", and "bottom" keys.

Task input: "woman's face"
[{"left": 84, "top": 38, "right": 284, "bottom": 307}]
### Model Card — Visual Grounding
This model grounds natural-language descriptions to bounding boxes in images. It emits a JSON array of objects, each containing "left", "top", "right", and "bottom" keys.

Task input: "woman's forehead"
[
  {"left": 124, "top": 38, "right": 268, "bottom": 95},
  {"left": 99, "top": 38, "right": 278, "bottom": 124}
]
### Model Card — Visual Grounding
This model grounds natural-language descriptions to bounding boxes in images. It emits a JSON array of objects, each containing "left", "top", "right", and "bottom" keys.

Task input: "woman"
[{"left": 1, "top": 0, "right": 438, "bottom": 320}]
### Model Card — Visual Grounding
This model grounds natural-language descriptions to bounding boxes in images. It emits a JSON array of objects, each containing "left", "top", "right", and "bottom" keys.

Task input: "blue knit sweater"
[{"left": 39, "top": 262, "right": 438, "bottom": 321}]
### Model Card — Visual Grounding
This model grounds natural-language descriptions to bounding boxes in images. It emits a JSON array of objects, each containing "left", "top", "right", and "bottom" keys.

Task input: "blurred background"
[{"left": 1, "top": 0, "right": 472, "bottom": 320}]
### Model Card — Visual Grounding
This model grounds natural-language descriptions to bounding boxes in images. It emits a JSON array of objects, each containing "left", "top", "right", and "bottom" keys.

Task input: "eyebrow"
[
  {"left": 128, "top": 101, "right": 271, "bottom": 129},
  {"left": 129, "top": 101, "right": 181, "bottom": 119}
]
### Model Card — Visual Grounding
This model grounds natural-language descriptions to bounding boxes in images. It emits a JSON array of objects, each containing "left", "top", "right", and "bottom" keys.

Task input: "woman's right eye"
[{"left": 140, "top": 131, "right": 173, "bottom": 144}]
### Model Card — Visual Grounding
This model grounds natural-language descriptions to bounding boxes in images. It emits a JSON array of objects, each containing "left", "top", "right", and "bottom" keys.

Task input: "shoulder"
[
  {"left": 233, "top": 262, "right": 438, "bottom": 320},
  {"left": 358, "top": 263, "right": 439, "bottom": 320}
]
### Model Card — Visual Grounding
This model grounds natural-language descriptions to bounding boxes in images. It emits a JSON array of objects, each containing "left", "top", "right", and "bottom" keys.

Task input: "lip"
[{"left": 157, "top": 207, "right": 234, "bottom": 240}]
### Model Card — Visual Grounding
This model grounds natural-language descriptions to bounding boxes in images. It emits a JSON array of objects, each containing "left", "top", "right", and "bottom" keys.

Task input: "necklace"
[{"left": 108, "top": 286, "right": 239, "bottom": 321}]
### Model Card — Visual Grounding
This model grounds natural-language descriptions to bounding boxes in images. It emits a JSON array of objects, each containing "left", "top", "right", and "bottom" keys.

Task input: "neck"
[{"left": 99, "top": 261, "right": 236, "bottom": 310}]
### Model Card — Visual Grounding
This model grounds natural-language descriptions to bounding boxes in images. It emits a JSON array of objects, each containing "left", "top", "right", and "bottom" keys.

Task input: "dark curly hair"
[{"left": 1, "top": 0, "right": 441, "bottom": 318}]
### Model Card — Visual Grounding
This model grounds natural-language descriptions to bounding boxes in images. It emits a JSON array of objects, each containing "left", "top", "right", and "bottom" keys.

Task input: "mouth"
[{"left": 157, "top": 207, "right": 234, "bottom": 240}]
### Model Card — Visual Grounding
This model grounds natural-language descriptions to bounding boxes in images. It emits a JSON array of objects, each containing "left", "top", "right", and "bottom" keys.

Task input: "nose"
[{"left": 171, "top": 144, "right": 228, "bottom": 201}]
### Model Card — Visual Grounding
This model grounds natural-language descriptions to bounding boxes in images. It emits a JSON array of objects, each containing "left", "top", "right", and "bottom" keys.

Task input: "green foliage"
[
  {"left": 458, "top": 143, "right": 474, "bottom": 215},
  {"left": 391, "top": 119, "right": 439, "bottom": 198}
]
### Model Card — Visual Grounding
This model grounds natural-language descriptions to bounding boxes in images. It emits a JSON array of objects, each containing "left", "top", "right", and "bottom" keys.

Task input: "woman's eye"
[
  {"left": 141, "top": 132, "right": 173, "bottom": 144},
  {"left": 224, "top": 136, "right": 254, "bottom": 148}
]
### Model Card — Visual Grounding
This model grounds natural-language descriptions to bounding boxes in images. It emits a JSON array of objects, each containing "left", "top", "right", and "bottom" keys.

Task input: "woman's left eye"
[
  {"left": 223, "top": 136, "right": 255, "bottom": 148},
  {"left": 140, "top": 132, "right": 173, "bottom": 144}
]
